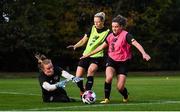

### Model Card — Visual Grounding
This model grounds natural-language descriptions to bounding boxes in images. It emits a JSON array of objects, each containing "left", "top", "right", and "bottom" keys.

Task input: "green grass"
[{"left": 0, "top": 72, "right": 180, "bottom": 111}]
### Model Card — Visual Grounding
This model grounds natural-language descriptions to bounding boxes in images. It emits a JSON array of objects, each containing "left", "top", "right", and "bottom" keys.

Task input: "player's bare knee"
[
  {"left": 117, "top": 85, "right": 124, "bottom": 91},
  {"left": 87, "top": 68, "right": 96, "bottom": 75},
  {"left": 106, "top": 77, "right": 113, "bottom": 83},
  {"left": 76, "top": 74, "right": 83, "bottom": 77}
]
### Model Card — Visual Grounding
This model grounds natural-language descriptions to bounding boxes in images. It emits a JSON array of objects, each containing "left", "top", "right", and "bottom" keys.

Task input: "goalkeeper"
[{"left": 35, "top": 53, "right": 83, "bottom": 102}]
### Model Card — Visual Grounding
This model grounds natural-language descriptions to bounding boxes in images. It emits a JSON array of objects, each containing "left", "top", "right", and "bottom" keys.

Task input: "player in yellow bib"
[{"left": 67, "top": 12, "right": 110, "bottom": 97}]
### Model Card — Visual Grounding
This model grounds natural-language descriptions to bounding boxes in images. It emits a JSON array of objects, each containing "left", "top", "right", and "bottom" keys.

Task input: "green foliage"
[
  {"left": 0, "top": 0, "right": 180, "bottom": 71},
  {"left": 113, "top": 0, "right": 180, "bottom": 70}
]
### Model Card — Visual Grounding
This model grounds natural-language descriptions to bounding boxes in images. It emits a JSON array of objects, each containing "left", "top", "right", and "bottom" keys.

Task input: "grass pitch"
[{"left": 0, "top": 72, "right": 180, "bottom": 111}]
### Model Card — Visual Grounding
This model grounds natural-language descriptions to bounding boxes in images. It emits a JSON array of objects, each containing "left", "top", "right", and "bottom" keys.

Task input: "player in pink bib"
[
  {"left": 106, "top": 30, "right": 132, "bottom": 61},
  {"left": 80, "top": 15, "right": 151, "bottom": 103}
]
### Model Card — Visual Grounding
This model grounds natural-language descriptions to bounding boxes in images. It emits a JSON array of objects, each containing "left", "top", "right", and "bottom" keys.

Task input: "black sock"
[
  {"left": 104, "top": 82, "right": 111, "bottom": 99},
  {"left": 85, "top": 76, "right": 94, "bottom": 90},
  {"left": 77, "top": 80, "right": 85, "bottom": 92},
  {"left": 119, "top": 88, "right": 128, "bottom": 99}
]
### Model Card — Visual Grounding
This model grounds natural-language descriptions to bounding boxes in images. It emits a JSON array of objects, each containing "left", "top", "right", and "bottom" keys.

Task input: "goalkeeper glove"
[
  {"left": 56, "top": 80, "right": 68, "bottom": 88},
  {"left": 72, "top": 77, "right": 84, "bottom": 83}
]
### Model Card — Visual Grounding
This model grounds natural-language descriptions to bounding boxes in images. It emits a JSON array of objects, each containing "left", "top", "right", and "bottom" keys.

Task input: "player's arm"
[
  {"left": 42, "top": 82, "right": 57, "bottom": 91},
  {"left": 42, "top": 80, "right": 68, "bottom": 91},
  {"left": 67, "top": 34, "right": 88, "bottom": 50},
  {"left": 131, "top": 39, "right": 151, "bottom": 61},
  {"left": 80, "top": 42, "right": 108, "bottom": 59},
  {"left": 61, "top": 70, "right": 75, "bottom": 80},
  {"left": 61, "top": 70, "right": 84, "bottom": 83}
]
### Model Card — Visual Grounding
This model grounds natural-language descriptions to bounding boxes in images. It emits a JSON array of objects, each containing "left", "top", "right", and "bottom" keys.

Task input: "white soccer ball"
[{"left": 82, "top": 90, "right": 96, "bottom": 104}]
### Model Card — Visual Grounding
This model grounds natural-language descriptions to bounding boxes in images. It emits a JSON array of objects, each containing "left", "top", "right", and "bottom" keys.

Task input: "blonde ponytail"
[{"left": 35, "top": 53, "right": 51, "bottom": 70}]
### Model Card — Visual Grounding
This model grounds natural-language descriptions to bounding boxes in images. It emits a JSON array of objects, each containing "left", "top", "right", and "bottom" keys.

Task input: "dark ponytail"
[{"left": 112, "top": 14, "right": 127, "bottom": 27}]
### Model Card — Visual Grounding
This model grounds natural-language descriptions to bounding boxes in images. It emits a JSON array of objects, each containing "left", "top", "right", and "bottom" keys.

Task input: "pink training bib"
[{"left": 106, "top": 30, "right": 132, "bottom": 61}]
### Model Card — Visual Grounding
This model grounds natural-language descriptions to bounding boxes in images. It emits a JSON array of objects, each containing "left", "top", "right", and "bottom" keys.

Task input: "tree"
[{"left": 0, "top": 0, "right": 179, "bottom": 71}]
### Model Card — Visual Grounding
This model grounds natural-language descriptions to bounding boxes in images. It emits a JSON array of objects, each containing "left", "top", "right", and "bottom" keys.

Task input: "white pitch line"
[
  {"left": 0, "top": 91, "right": 40, "bottom": 96},
  {"left": 25, "top": 100, "right": 180, "bottom": 111},
  {"left": 0, "top": 91, "right": 80, "bottom": 100},
  {"left": 1, "top": 91, "right": 180, "bottom": 111}
]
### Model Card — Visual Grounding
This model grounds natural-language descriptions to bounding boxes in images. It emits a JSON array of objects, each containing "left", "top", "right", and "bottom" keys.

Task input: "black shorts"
[
  {"left": 105, "top": 56, "right": 130, "bottom": 76},
  {"left": 78, "top": 57, "right": 104, "bottom": 70},
  {"left": 42, "top": 88, "right": 71, "bottom": 102}
]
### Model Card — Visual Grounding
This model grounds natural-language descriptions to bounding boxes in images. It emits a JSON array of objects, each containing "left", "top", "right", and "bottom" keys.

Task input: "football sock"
[
  {"left": 85, "top": 76, "right": 94, "bottom": 90},
  {"left": 77, "top": 80, "right": 85, "bottom": 92},
  {"left": 104, "top": 82, "right": 111, "bottom": 99},
  {"left": 119, "top": 87, "right": 128, "bottom": 99}
]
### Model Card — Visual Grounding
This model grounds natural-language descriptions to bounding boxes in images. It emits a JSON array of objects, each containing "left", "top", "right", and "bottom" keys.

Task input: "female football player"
[
  {"left": 35, "top": 53, "right": 82, "bottom": 102},
  {"left": 67, "top": 12, "right": 110, "bottom": 97},
  {"left": 80, "top": 15, "right": 151, "bottom": 103}
]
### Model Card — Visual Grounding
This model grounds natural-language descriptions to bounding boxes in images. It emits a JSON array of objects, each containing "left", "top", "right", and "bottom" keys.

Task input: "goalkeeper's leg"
[{"left": 46, "top": 88, "right": 72, "bottom": 102}]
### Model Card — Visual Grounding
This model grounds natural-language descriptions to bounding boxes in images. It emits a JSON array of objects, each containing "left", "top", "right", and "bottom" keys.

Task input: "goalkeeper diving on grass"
[{"left": 35, "top": 53, "right": 83, "bottom": 102}]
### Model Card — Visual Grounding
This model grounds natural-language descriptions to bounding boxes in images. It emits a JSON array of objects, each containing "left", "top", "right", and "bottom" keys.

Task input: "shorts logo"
[
  {"left": 50, "top": 80, "right": 53, "bottom": 83},
  {"left": 50, "top": 96, "right": 54, "bottom": 101},
  {"left": 94, "top": 61, "right": 98, "bottom": 64},
  {"left": 106, "top": 63, "right": 110, "bottom": 67},
  {"left": 54, "top": 76, "right": 58, "bottom": 81}
]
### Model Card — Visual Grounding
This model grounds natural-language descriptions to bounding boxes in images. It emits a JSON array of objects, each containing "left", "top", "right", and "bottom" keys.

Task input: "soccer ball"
[{"left": 82, "top": 90, "right": 96, "bottom": 104}]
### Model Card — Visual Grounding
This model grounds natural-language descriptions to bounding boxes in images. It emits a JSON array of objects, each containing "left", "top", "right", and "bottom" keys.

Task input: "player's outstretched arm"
[
  {"left": 56, "top": 79, "right": 68, "bottom": 88},
  {"left": 42, "top": 82, "right": 57, "bottom": 91},
  {"left": 61, "top": 70, "right": 83, "bottom": 83},
  {"left": 80, "top": 42, "right": 108, "bottom": 59},
  {"left": 132, "top": 40, "right": 151, "bottom": 61},
  {"left": 72, "top": 77, "right": 84, "bottom": 83},
  {"left": 42, "top": 80, "right": 69, "bottom": 91},
  {"left": 61, "top": 70, "right": 75, "bottom": 80},
  {"left": 67, "top": 34, "right": 88, "bottom": 50}
]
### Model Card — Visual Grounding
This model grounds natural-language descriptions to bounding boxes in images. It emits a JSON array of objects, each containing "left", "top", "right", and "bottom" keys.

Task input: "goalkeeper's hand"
[
  {"left": 55, "top": 80, "right": 68, "bottom": 88},
  {"left": 72, "top": 77, "right": 84, "bottom": 83}
]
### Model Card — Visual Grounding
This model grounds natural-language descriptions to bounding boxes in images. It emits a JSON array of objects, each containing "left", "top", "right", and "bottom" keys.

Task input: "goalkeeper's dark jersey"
[{"left": 38, "top": 67, "right": 70, "bottom": 102}]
